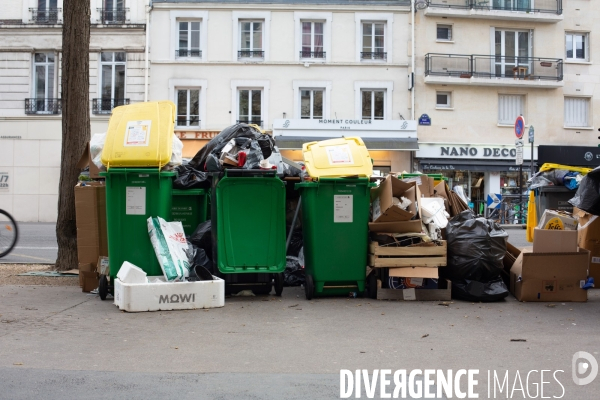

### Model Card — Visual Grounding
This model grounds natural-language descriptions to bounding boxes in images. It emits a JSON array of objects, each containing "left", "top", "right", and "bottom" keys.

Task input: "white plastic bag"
[
  {"left": 90, "top": 132, "right": 107, "bottom": 168},
  {"left": 147, "top": 217, "right": 190, "bottom": 281},
  {"left": 168, "top": 135, "right": 184, "bottom": 167}
]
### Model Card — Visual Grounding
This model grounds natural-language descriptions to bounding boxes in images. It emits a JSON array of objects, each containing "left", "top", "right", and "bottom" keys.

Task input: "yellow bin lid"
[
  {"left": 101, "top": 101, "right": 176, "bottom": 168},
  {"left": 302, "top": 137, "right": 373, "bottom": 178}
]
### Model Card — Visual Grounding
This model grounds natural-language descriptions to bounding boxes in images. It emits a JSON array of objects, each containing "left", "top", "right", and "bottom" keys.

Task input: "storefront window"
[{"left": 500, "top": 170, "right": 530, "bottom": 196}]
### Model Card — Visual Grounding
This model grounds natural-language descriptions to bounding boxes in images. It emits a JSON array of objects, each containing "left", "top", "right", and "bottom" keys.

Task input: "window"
[
  {"left": 239, "top": 21, "right": 264, "bottom": 58},
  {"left": 437, "top": 24, "right": 452, "bottom": 41},
  {"left": 436, "top": 92, "right": 452, "bottom": 108},
  {"left": 177, "top": 21, "right": 201, "bottom": 58},
  {"left": 97, "top": 52, "right": 126, "bottom": 113},
  {"left": 176, "top": 89, "right": 200, "bottom": 127},
  {"left": 361, "top": 90, "right": 385, "bottom": 120},
  {"left": 498, "top": 94, "right": 524, "bottom": 125},
  {"left": 238, "top": 89, "right": 262, "bottom": 125},
  {"left": 301, "top": 22, "right": 324, "bottom": 59},
  {"left": 35, "top": 0, "right": 58, "bottom": 24},
  {"left": 361, "top": 22, "right": 386, "bottom": 60},
  {"left": 101, "top": 0, "right": 125, "bottom": 24},
  {"left": 566, "top": 33, "right": 589, "bottom": 61},
  {"left": 29, "top": 52, "right": 58, "bottom": 114},
  {"left": 564, "top": 97, "right": 590, "bottom": 128},
  {"left": 492, "top": 0, "right": 532, "bottom": 11},
  {"left": 300, "top": 89, "right": 323, "bottom": 119},
  {"left": 494, "top": 29, "right": 531, "bottom": 77}
]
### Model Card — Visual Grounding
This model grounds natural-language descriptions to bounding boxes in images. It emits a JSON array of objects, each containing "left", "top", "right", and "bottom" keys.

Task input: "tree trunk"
[{"left": 55, "top": 0, "right": 90, "bottom": 271}]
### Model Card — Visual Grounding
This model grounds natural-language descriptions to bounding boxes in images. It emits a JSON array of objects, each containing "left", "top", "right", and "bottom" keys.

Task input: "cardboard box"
[
  {"left": 76, "top": 142, "right": 103, "bottom": 179},
  {"left": 369, "top": 177, "right": 423, "bottom": 233},
  {"left": 397, "top": 174, "right": 434, "bottom": 197},
  {"left": 79, "top": 263, "right": 98, "bottom": 292},
  {"left": 574, "top": 207, "right": 600, "bottom": 283},
  {"left": 376, "top": 279, "right": 451, "bottom": 301},
  {"left": 75, "top": 182, "right": 108, "bottom": 269},
  {"left": 537, "top": 209, "right": 578, "bottom": 230},
  {"left": 371, "top": 175, "right": 418, "bottom": 223},
  {"left": 114, "top": 276, "right": 225, "bottom": 312},
  {"left": 532, "top": 228, "right": 577, "bottom": 253},
  {"left": 510, "top": 248, "right": 589, "bottom": 302}
]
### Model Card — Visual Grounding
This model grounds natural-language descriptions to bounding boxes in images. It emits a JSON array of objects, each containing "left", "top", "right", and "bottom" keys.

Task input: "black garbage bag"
[
  {"left": 173, "top": 165, "right": 210, "bottom": 189},
  {"left": 205, "top": 154, "right": 222, "bottom": 172},
  {"left": 189, "top": 220, "right": 212, "bottom": 254},
  {"left": 445, "top": 210, "right": 508, "bottom": 282},
  {"left": 188, "top": 124, "right": 264, "bottom": 170},
  {"left": 287, "top": 229, "right": 303, "bottom": 256},
  {"left": 241, "top": 140, "right": 264, "bottom": 169},
  {"left": 284, "top": 256, "right": 305, "bottom": 286},
  {"left": 257, "top": 134, "right": 274, "bottom": 159},
  {"left": 569, "top": 167, "right": 600, "bottom": 215},
  {"left": 451, "top": 278, "right": 509, "bottom": 302}
]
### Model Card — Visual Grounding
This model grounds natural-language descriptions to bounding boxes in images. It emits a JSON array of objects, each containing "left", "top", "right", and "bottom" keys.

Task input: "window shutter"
[
  {"left": 498, "top": 94, "right": 524, "bottom": 125},
  {"left": 564, "top": 97, "right": 589, "bottom": 127}
]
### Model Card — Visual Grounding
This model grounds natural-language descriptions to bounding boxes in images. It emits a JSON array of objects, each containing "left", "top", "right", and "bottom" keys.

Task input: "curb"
[{"left": 500, "top": 224, "right": 526, "bottom": 230}]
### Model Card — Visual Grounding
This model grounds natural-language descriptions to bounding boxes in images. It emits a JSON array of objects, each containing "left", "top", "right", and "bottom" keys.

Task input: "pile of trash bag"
[
  {"left": 570, "top": 166, "right": 600, "bottom": 215},
  {"left": 173, "top": 164, "right": 211, "bottom": 189},
  {"left": 284, "top": 255, "right": 305, "bottom": 286},
  {"left": 444, "top": 210, "right": 509, "bottom": 302},
  {"left": 188, "top": 123, "right": 275, "bottom": 172},
  {"left": 188, "top": 220, "right": 214, "bottom": 274}
]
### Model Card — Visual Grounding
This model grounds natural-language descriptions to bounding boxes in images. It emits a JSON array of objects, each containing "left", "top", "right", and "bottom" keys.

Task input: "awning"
[
  {"left": 275, "top": 136, "right": 419, "bottom": 150},
  {"left": 419, "top": 158, "right": 536, "bottom": 172}
]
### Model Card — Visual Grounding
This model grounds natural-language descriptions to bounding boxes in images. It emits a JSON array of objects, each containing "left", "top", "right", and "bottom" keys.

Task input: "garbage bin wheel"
[
  {"left": 274, "top": 273, "right": 284, "bottom": 296},
  {"left": 304, "top": 274, "right": 314, "bottom": 300},
  {"left": 367, "top": 274, "right": 377, "bottom": 300},
  {"left": 99, "top": 275, "right": 109, "bottom": 301}
]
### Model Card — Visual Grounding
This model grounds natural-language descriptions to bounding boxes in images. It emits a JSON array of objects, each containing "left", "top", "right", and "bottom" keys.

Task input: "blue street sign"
[
  {"left": 419, "top": 114, "right": 431, "bottom": 126},
  {"left": 528, "top": 125, "right": 534, "bottom": 143},
  {"left": 487, "top": 193, "right": 503, "bottom": 209}
]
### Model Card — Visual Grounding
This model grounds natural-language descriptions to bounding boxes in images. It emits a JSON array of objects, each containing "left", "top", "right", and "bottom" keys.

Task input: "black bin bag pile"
[
  {"left": 569, "top": 166, "right": 600, "bottom": 215},
  {"left": 444, "top": 210, "right": 509, "bottom": 302}
]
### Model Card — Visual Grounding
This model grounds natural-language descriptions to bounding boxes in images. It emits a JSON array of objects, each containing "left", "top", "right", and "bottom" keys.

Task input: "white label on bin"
[
  {"left": 592, "top": 257, "right": 600, "bottom": 264},
  {"left": 126, "top": 187, "right": 146, "bottom": 215},
  {"left": 326, "top": 144, "right": 354, "bottom": 165},
  {"left": 334, "top": 195, "right": 353, "bottom": 223},
  {"left": 403, "top": 288, "right": 416, "bottom": 301},
  {"left": 124, "top": 120, "right": 152, "bottom": 147}
]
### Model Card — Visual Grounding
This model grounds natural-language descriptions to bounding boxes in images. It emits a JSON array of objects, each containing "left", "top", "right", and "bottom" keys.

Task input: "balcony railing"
[
  {"left": 300, "top": 51, "right": 326, "bottom": 59},
  {"left": 97, "top": 8, "right": 128, "bottom": 24},
  {"left": 425, "top": 53, "right": 563, "bottom": 81},
  {"left": 92, "top": 98, "right": 130, "bottom": 115},
  {"left": 176, "top": 49, "right": 202, "bottom": 58},
  {"left": 237, "top": 119, "right": 263, "bottom": 126},
  {"left": 238, "top": 50, "right": 264, "bottom": 59},
  {"left": 361, "top": 51, "right": 387, "bottom": 61},
  {"left": 25, "top": 98, "right": 61, "bottom": 115},
  {"left": 176, "top": 118, "right": 200, "bottom": 127},
  {"left": 29, "top": 8, "right": 61, "bottom": 24},
  {"left": 426, "top": 0, "right": 562, "bottom": 14}
]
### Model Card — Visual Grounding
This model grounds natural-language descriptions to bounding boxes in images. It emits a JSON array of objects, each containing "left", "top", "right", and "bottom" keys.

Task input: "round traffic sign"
[{"left": 514, "top": 116, "right": 525, "bottom": 139}]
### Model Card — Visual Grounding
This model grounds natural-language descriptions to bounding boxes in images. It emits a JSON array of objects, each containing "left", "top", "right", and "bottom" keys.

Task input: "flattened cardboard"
[
  {"left": 79, "top": 263, "right": 98, "bottom": 292},
  {"left": 388, "top": 266, "right": 439, "bottom": 278},
  {"left": 371, "top": 175, "right": 417, "bottom": 222},
  {"left": 368, "top": 219, "right": 423, "bottom": 234},
  {"left": 510, "top": 248, "right": 589, "bottom": 302},
  {"left": 532, "top": 228, "right": 577, "bottom": 253},
  {"left": 75, "top": 182, "right": 108, "bottom": 269},
  {"left": 76, "top": 142, "right": 102, "bottom": 179},
  {"left": 574, "top": 207, "right": 600, "bottom": 283}
]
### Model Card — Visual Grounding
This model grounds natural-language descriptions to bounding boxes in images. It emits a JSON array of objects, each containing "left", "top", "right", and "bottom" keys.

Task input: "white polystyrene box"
[
  {"left": 114, "top": 276, "right": 225, "bottom": 312},
  {"left": 116, "top": 261, "right": 148, "bottom": 284}
]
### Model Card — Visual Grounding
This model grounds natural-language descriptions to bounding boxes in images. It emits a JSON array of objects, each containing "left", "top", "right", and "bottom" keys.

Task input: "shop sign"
[
  {"left": 0, "top": 171, "right": 9, "bottom": 192},
  {"left": 415, "top": 143, "right": 537, "bottom": 160}
]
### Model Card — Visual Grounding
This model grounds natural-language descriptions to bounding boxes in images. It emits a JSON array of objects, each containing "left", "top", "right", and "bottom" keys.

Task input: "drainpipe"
[
  {"left": 411, "top": 0, "right": 415, "bottom": 121},
  {"left": 144, "top": 1, "right": 152, "bottom": 102}
]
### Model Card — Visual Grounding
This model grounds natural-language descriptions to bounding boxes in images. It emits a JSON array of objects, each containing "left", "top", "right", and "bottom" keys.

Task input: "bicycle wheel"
[{"left": 0, "top": 210, "right": 18, "bottom": 258}]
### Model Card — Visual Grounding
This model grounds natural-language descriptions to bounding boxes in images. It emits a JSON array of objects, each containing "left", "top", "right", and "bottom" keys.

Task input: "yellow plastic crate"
[
  {"left": 101, "top": 101, "right": 176, "bottom": 168},
  {"left": 302, "top": 137, "right": 373, "bottom": 178}
]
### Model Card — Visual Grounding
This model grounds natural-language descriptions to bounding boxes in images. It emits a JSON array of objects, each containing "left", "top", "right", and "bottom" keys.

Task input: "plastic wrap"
[
  {"left": 90, "top": 132, "right": 106, "bottom": 169},
  {"left": 167, "top": 135, "right": 184, "bottom": 167},
  {"left": 451, "top": 278, "right": 509, "bottom": 302},
  {"left": 569, "top": 169, "right": 600, "bottom": 215},
  {"left": 446, "top": 210, "right": 508, "bottom": 282},
  {"left": 173, "top": 165, "right": 210, "bottom": 189}
]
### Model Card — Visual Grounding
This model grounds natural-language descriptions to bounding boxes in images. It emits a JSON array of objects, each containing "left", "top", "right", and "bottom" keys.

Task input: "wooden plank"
[
  {"left": 369, "top": 255, "right": 447, "bottom": 268},
  {"left": 369, "top": 242, "right": 447, "bottom": 257}
]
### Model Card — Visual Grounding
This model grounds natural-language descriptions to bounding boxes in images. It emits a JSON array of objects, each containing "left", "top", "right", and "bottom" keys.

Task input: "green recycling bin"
[
  {"left": 296, "top": 178, "right": 374, "bottom": 299},
  {"left": 101, "top": 168, "right": 175, "bottom": 279},
  {"left": 171, "top": 189, "right": 208, "bottom": 236}
]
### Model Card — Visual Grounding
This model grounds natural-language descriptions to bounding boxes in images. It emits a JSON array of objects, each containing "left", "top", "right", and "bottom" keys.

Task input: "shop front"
[
  {"left": 272, "top": 119, "right": 419, "bottom": 173},
  {"left": 415, "top": 143, "right": 538, "bottom": 210}
]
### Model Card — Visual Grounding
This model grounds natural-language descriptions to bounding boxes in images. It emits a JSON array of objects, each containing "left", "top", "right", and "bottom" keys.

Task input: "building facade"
[
  {"left": 0, "top": 0, "right": 148, "bottom": 222},
  {"left": 414, "top": 0, "right": 599, "bottom": 202}
]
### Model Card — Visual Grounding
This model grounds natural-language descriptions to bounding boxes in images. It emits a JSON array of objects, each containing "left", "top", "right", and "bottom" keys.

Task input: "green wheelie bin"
[
  {"left": 171, "top": 189, "right": 209, "bottom": 236},
  {"left": 296, "top": 177, "right": 374, "bottom": 299},
  {"left": 211, "top": 169, "right": 286, "bottom": 295},
  {"left": 99, "top": 168, "right": 175, "bottom": 299}
]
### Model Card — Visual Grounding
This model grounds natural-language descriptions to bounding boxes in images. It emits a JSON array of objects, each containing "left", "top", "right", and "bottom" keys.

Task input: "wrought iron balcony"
[
  {"left": 238, "top": 50, "right": 264, "bottom": 59},
  {"left": 237, "top": 119, "right": 263, "bottom": 126},
  {"left": 175, "top": 49, "right": 202, "bottom": 58},
  {"left": 425, "top": 53, "right": 563, "bottom": 83},
  {"left": 426, "top": 0, "right": 562, "bottom": 15},
  {"left": 300, "top": 51, "right": 326, "bottom": 59},
  {"left": 176, "top": 118, "right": 200, "bottom": 127},
  {"left": 360, "top": 51, "right": 387, "bottom": 61},
  {"left": 96, "top": 8, "right": 128, "bottom": 24},
  {"left": 29, "top": 8, "right": 61, "bottom": 24},
  {"left": 92, "top": 98, "right": 130, "bottom": 115},
  {"left": 25, "top": 98, "right": 61, "bottom": 115}
]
